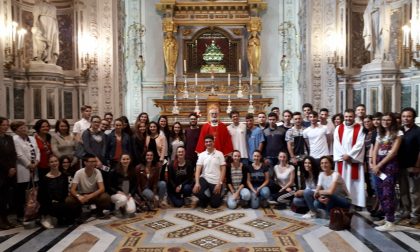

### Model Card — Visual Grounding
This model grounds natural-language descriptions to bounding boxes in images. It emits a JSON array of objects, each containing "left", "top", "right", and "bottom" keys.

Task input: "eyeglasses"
[{"left": 92, "top": 121, "right": 101, "bottom": 123}]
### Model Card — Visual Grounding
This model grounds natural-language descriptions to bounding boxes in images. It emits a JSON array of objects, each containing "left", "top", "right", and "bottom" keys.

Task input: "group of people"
[{"left": 0, "top": 103, "right": 418, "bottom": 233}]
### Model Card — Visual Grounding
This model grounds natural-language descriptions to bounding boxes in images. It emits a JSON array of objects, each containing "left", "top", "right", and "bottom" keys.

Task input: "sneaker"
[
  {"left": 375, "top": 221, "right": 395, "bottom": 232},
  {"left": 190, "top": 196, "right": 199, "bottom": 208},
  {"left": 373, "top": 219, "right": 386, "bottom": 226},
  {"left": 41, "top": 216, "right": 54, "bottom": 229},
  {"left": 268, "top": 200, "right": 279, "bottom": 205},
  {"left": 409, "top": 216, "right": 419, "bottom": 225},
  {"left": 302, "top": 211, "right": 316, "bottom": 219},
  {"left": 395, "top": 211, "right": 410, "bottom": 220}
]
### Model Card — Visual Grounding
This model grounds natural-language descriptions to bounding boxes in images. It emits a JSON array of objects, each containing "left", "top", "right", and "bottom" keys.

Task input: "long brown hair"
[
  {"left": 172, "top": 146, "right": 186, "bottom": 171},
  {"left": 377, "top": 112, "right": 399, "bottom": 139}
]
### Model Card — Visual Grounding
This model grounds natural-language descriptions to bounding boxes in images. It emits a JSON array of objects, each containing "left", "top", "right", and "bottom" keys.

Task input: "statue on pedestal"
[
  {"left": 363, "top": 0, "right": 390, "bottom": 61},
  {"left": 32, "top": 0, "right": 59, "bottom": 64},
  {"left": 247, "top": 30, "right": 261, "bottom": 75},
  {"left": 163, "top": 31, "right": 178, "bottom": 75}
]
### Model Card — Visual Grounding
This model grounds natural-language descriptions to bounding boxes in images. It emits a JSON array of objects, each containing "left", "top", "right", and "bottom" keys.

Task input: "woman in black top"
[
  {"left": 109, "top": 153, "right": 137, "bottom": 216},
  {"left": 39, "top": 155, "right": 69, "bottom": 228},
  {"left": 167, "top": 146, "right": 194, "bottom": 207}
]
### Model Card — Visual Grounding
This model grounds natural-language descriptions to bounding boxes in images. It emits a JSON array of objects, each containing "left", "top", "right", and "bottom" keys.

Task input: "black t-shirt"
[
  {"left": 399, "top": 125, "right": 420, "bottom": 168},
  {"left": 248, "top": 164, "right": 269, "bottom": 188}
]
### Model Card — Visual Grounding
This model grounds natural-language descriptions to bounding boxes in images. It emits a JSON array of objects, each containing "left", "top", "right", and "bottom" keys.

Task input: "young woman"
[
  {"left": 119, "top": 116, "right": 133, "bottom": 136},
  {"left": 59, "top": 155, "right": 76, "bottom": 190},
  {"left": 371, "top": 112, "right": 402, "bottom": 232},
  {"left": 38, "top": 155, "right": 69, "bottom": 228},
  {"left": 169, "top": 122, "right": 185, "bottom": 161},
  {"left": 145, "top": 122, "right": 167, "bottom": 164},
  {"left": 167, "top": 146, "right": 194, "bottom": 207},
  {"left": 81, "top": 115, "right": 107, "bottom": 167},
  {"left": 247, "top": 150, "right": 270, "bottom": 209},
  {"left": 109, "top": 154, "right": 137, "bottom": 216},
  {"left": 51, "top": 119, "right": 77, "bottom": 167},
  {"left": 272, "top": 151, "right": 295, "bottom": 206},
  {"left": 363, "top": 115, "right": 376, "bottom": 199},
  {"left": 135, "top": 150, "right": 167, "bottom": 209},
  {"left": 131, "top": 121, "right": 147, "bottom": 166},
  {"left": 226, "top": 150, "right": 251, "bottom": 209},
  {"left": 105, "top": 118, "right": 132, "bottom": 170},
  {"left": 34, "top": 119, "right": 52, "bottom": 180},
  {"left": 332, "top": 113, "right": 344, "bottom": 127},
  {"left": 292, "top": 156, "right": 320, "bottom": 218},
  {"left": 313, "top": 156, "right": 351, "bottom": 214},
  {"left": 136, "top": 112, "right": 149, "bottom": 126},
  {"left": 11, "top": 121, "right": 40, "bottom": 222}
]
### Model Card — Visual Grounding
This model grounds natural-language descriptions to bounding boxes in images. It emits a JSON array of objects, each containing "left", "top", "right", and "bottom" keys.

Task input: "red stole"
[
  {"left": 337, "top": 123, "right": 361, "bottom": 180},
  {"left": 195, "top": 121, "right": 234, "bottom": 156}
]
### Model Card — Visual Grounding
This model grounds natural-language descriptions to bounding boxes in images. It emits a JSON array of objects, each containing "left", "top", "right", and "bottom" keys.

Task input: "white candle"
[
  {"left": 250, "top": 73, "right": 253, "bottom": 87},
  {"left": 183, "top": 59, "right": 187, "bottom": 73},
  {"left": 173, "top": 74, "right": 176, "bottom": 87},
  {"left": 195, "top": 73, "right": 198, "bottom": 86},
  {"left": 11, "top": 22, "right": 17, "bottom": 43},
  {"left": 238, "top": 59, "right": 241, "bottom": 73},
  {"left": 228, "top": 73, "right": 231, "bottom": 86}
]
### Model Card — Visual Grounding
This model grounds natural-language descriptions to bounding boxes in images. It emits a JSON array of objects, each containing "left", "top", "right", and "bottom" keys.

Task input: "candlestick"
[
  {"left": 183, "top": 59, "right": 187, "bottom": 73},
  {"left": 173, "top": 74, "right": 176, "bottom": 87},
  {"left": 250, "top": 73, "right": 253, "bottom": 87},
  {"left": 195, "top": 73, "right": 198, "bottom": 86},
  {"left": 228, "top": 73, "right": 230, "bottom": 87},
  {"left": 183, "top": 76, "right": 189, "bottom": 98},
  {"left": 237, "top": 75, "right": 243, "bottom": 98},
  {"left": 238, "top": 58, "right": 241, "bottom": 73}
]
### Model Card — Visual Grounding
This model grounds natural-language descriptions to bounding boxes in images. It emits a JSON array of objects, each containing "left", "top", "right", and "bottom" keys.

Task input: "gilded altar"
[{"left": 155, "top": 0, "right": 269, "bottom": 122}]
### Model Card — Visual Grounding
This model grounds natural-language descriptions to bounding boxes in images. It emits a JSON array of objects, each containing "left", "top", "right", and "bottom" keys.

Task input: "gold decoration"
[
  {"left": 182, "top": 29, "right": 192, "bottom": 36},
  {"left": 231, "top": 29, "right": 243, "bottom": 36},
  {"left": 163, "top": 31, "right": 178, "bottom": 75}
]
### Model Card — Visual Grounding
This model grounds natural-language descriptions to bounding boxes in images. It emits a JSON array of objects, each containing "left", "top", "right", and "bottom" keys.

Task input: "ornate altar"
[{"left": 155, "top": 0, "right": 269, "bottom": 123}]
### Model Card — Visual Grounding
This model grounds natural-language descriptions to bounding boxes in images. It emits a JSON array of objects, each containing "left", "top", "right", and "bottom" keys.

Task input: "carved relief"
[
  {"left": 389, "top": 9, "right": 401, "bottom": 63},
  {"left": 311, "top": 0, "right": 323, "bottom": 110},
  {"left": 298, "top": 0, "right": 308, "bottom": 103},
  {"left": 351, "top": 12, "right": 370, "bottom": 68},
  {"left": 57, "top": 14, "right": 74, "bottom": 70},
  {"left": 101, "top": 0, "right": 113, "bottom": 113}
]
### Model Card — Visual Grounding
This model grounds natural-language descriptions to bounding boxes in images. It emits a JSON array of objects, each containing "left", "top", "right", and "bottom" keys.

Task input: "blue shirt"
[{"left": 247, "top": 127, "right": 264, "bottom": 161}]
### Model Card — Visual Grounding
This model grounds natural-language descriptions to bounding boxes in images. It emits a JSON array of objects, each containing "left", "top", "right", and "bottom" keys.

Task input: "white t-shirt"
[
  {"left": 73, "top": 118, "right": 91, "bottom": 135},
  {"left": 227, "top": 123, "right": 248, "bottom": 158},
  {"left": 317, "top": 171, "right": 348, "bottom": 198},
  {"left": 197, "top": 149, "right": 226, "bottom": 184},
  {"left": 273, "top": 164, "right": 295, "bottom": 187},
  {"left": 303, "top": 125, "right": 330, "bottom": 158},
  {"left": 72, "top": 168, "right": 103, "bottom": 194}
]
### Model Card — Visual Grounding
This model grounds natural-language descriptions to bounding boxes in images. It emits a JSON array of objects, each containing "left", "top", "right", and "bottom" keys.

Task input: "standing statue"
[
  {"left": 32, "top": 0, "right": 60, "bottom": 64},
  {"left": 363, "top": 0, "right": 390, "bottom": 61},
  {"left": 247, "top": 30, "right": 261, "bottom": 75},
  {"left": 163, "top": 31, "right": 178, "bottom": 75}
]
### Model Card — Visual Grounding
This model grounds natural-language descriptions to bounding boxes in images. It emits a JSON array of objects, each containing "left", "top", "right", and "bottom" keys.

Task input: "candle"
[
  {"left": 11, "top": 22, "right": 17, "bottom": 43},
  {"left": 250, "top": 73, "right": 253, "bottom": 87},
  {"left": 183, "top": 59, "right": 187, "bottom": 73},
  {"left": 173, "top": 74, "right": 176, "bottom": 87},
  {"left": 238, "top": 59, "right": 241, "bottom": 73},
  {"left": 195, "top": 73, "right": 198, "bottom": 86},
  {"left": 228, "top": 73, "right": 230, "bottom": 87}
]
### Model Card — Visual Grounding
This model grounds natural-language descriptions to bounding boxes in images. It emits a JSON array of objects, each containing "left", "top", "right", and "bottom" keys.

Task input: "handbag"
[
  {"left": 24, "top": 175, "right": 40, "bottom": 221},
  {"left": 329, "top": 207, "right": 353, "bottom": 231}
]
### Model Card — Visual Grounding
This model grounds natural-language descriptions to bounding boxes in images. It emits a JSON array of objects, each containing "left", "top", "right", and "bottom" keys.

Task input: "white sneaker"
[
  {"left": 375, "top": 221, "right": 395, "bottom": 232},
  {"left": 41, "top": 216, "right": 54, "bottom": 229},
  {"left": 373, "top": 219, "right": 386, "bottom": 226},
  {"left": 302, "top": 211, "right": 316, "bottom": 219}
]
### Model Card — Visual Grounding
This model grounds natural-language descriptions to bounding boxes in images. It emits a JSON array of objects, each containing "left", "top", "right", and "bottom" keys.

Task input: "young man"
[
  {"left": 257, "top": 112, "right": 269, "bottom": 130},
  {"left": 185, "top": 113, "right": 201, "bottom": 165},
  {"left": 100, "top": 119, "right": 111, "bottom": 133},
  {"left": 195, "top": 107, "right": 233, "bottom": 156},
  {"left": 333, "top": 109, "right": 366, "bottom": 209},
  {"left": 73, "top": 105, "right": 92, "bottom": 141},
  {"left": 302, "top": 103, "right": 313, "bottom": 128},
  {"left": 303, "top": 111, "right": 331, "bottom": 163},
  {"left": 245, "top": 113, "right": 264, "bottom": 164},
  {"left": 65, "top": 154, "right": 111, "bottom": 220},
  {"left": 282, "top": 110, "right": 293, "bottom": 129},
  {"left": 263, "top": 112, "right": 287, "bottom": 167},
  {"left": 355, "top": 104, "right": 366, "bottom": 124},
  {"left": 193, "top": 135, "right": 226, "bottom": 208},
  {"left": 319, "top": 108, "right": 335, "bottom": 155},
  {"left": 398, "top": 107, "right": 420, "bottom": 224},
  {"left": 227, "top": 110, "right": 248, "bottom": 163},
  {"left": 271, "top": 107, "right": 282, "bottom": 126}
]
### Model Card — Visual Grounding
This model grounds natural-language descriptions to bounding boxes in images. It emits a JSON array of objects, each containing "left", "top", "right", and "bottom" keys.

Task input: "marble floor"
[{"left": 0, "top": 208, "right": 419, "bottom": 252}]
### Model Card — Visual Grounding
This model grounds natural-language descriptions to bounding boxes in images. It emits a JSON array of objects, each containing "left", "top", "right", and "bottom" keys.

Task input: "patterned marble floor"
[{"left": 0, "top": 208, "right": 419, "bottom": 252}]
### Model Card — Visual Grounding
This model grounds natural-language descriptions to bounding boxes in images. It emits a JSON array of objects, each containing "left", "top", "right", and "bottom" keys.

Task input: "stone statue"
[
  {"left": 363, "top": 0, "right": 390, "bottom": 61},
  {"left": 163, "top": 31, "right": 178, "bottom": 75},
  {"left": 247, "top": 30, "right": 261, "bottom": 75},
  {"left": 32, "top": 0, "right": 59, "bottom": 64}
]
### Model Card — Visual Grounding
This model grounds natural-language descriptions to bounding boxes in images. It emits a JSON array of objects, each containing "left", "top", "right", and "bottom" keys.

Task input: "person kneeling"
[
  {"left": 226, "top": 150, "right": 251, "bottom": 209},
  {"left": 65, "top": 154, "right": 111, "bottom": 221},
  {"left": 313, "top": 156, "right": 351, "bottom": 217}
]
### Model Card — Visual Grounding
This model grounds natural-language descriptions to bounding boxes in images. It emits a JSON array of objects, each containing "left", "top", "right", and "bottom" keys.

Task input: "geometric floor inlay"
[
  {"left": 245, "top": 219, "right": 276, "bottom": 229},
  {"left": 190, "top": 235, "right": 227, "bottom": 249},
  {"left": 144, "top": 220, "right": 175, "bottom": 230}
]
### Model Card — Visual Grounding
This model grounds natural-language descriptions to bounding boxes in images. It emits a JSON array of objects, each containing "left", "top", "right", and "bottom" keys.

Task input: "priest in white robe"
[{"left": 333, "top": 109, "right": 366, "bottom": 207}]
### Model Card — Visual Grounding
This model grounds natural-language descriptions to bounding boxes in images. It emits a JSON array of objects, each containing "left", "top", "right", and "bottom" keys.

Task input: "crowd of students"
[{"left": 0, "top": 103, "right": 418, "bottom": 233}]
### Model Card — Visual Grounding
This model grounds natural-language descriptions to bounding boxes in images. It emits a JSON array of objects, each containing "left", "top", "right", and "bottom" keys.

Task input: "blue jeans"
[
  {"left": 250, "top": 186, "right": 270, "bottom": 209},
  {"left": 227, "top": 188, "right": 251, "bottom": 209},
  {"left": 142, "top": 181, "right": 167, "bottom": 201},
  {"left": 168, "top": 183, "right": 193, "bottom": 207},
  {"left": 314, "top": 194, "right": 351, "bottom": 213},
  {"left": 292, "top": 188, "right": 316, "bottom": 211}
]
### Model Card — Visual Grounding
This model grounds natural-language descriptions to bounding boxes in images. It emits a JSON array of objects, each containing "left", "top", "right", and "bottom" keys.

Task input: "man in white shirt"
[
  {"left": 303, "top": 111, "right": 331, "bottom": 164},
  {"left": 319, "top": 108, "right": 335, "bottom": 155},
  {"left": 73, "top": 105, "right": 92, "bottom": 141},
  {"left": 227, "top": 110, "right": 248, "bottom": 164},
  {"left": 65, "top": 154, "right": 111, "bottom": 220},
  {"left": 333, "top": 109, "right": 366, "bottom": 208},
  {"left": 193, "top": 135, "right": 226, "bottom": 208}
]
